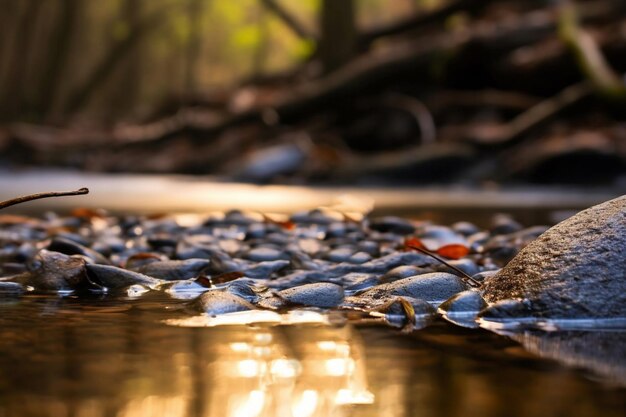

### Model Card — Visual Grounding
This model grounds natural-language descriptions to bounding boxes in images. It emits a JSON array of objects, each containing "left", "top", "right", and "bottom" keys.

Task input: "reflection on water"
[
  {"left": 504, "top": 330, "right": 626, "bottom": 387},
  {"left": 0, "top": 296, "right": 625, "bottom": 417}
]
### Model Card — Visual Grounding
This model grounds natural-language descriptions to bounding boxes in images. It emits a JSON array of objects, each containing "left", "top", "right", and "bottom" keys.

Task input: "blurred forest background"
[
  {"left": 0, "top": 0, "right": 625, "bottom": 185},
  {"left": 0, "top": 0, "right": 410, "bottom": 123}
]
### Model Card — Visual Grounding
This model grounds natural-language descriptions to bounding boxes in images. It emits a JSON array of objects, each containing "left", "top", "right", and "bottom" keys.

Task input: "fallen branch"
[
  {"left": 358, "top": 0, "right": 494, "bottom": 48},
  {"left": 558, "top": 1, "right": 626, "bottom": 100},
  {"left": 0, "top": 188, "right": 89, "bottom": 210}
]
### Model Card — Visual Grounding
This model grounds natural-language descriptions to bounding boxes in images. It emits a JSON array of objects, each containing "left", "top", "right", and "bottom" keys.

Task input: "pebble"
[
  {"left": 369, "top": 216, "right": 416, "bottom": 235},
  {"left": 188, "top": 291, "right": 256, "bottom": 315},
  {"left": 451, "top": 221, "right": 480, "bottom": 236},
  {"left": 326, "top": 247, "right": 356, "bottom": 262},
  {"left": 435, "top": 258, "right": 479, "bottom": 277},
  {"left": 360, "top": 273, "right": 468, "bottom": 304},
  {"left": 348, "top": 251, "right": 372, "bottom": 264},
  {"left": 245, "top": 247, "right": 288, "bottom": 262},
  {"left": 86, "top": 264, "right": 161, "bottom": 290},
  {"left": 276, "top": 282, "right": 345, "bottom": 308},
  {"left": 380, "top": 265, "right": 430, "bottom": 283},
  {"left": 135, "top": 259, "right": 211, "bottom": 281},
  {"left": 0, "top": 207, "right": 548, "bottom": 329}
]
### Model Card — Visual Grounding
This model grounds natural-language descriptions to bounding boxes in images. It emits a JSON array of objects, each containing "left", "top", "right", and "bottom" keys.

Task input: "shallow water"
[{"left": 0, "top": 294, "right": 624, "bottom": 417}]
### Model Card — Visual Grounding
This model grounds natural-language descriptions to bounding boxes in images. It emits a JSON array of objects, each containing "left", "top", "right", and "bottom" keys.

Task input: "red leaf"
[
  {"left": 404, "top": 237, "right": 426, "bottom": 250},
  {"left": 436, "top": 244, "right": 469, "bottom": 260}
]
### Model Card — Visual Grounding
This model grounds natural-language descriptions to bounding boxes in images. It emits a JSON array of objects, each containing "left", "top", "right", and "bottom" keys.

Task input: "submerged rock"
[
  {"left": 188, "top": 291, "right": 256, "bottom": 315},
  {"left": 482, "top": 195, "right": 626, "bottom": 318},
  {"left": 135, "top": 259, "right": 210, "bottom": 281},
  {"left": 86, "top": 264, "right": 161, "bottom": 290},
  {"left": 20, "top": 250, "right": 88, "bottom": 292},
  {"left": 276, "top": 282, "right": 345, "bottom": 308},
  {"left": 360, "top": 272, "right": 468, "bottom": 304}
]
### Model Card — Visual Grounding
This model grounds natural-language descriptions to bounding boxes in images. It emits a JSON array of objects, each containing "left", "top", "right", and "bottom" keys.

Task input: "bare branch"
[{"left": 0, "top": 188, "right": 89, "bottom": 210}]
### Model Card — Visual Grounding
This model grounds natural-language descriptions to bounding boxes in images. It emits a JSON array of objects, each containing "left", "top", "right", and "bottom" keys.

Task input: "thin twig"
[
  {"left": 408, "top": 244, "right": 482, "bottom": 288},
  {"left": 0, "top": 188, "right": 89, "bottom": 210}
]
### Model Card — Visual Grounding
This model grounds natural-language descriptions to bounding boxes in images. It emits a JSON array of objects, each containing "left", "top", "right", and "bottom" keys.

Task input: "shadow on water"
[{"left": 0, "top": 296, "right": 624, "bottom": 417}]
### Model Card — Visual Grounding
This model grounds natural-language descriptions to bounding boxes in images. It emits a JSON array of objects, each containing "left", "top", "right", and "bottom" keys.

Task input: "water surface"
[{"left": 0, "top": 295, "right": 624, "bottom": 417}]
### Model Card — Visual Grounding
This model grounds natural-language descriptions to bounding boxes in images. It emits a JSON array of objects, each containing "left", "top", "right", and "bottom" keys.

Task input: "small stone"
[
  {"left": 361, "top": 272, "right": 468, "bottom": 304},
  {"left": 472, "top": 269, "right": 499, "bottom": 283},
  {"left": 439, "top": 290, "right": 487, "bottom": 314},
  {"left": 277, "top": 282, "right": 345, "bottom": 308},
  {"left": 369, "top": 216, "right": 416, "bottom": 235},
  {"left": 357, "top": 240, "right": 380, "bottom": 257},
  {"left": 136, "top": 259, "right": 211, "bottom": 281},
  {"left": 22, "top": 250, "right": 88, "bottom": 292},
  {"left": 188, "top": 291, "right": 256, "bottom": 315},
  {"left": 348, "top": 251, "right": 371, "bottom": 264},
  {"left": 435, "top": 258, "right": 479, "bottom": 277},
  {"left": 246, "top": 247, "right": 288, "bottom": 262},
  {"left": 451, "top": 221, "right": 480, "bottom": 236},
  {"left": 0, "top": 281, "right": 25, "bottom": 296},
  {"left": 326, "top": 247, "right": 356, "bottom": 263},
  {"left": 490, "top": 214, "right": 522, "bottom": 235},
  {"left": 380, "top": 265, "right": 429, "bottom": 283},
  {"left": 244, "top": 260, "right": 290, "bottom": 279},
  {"left": 86, "top": 264, "right": 161, "bottom": 290},
  {"left": 290, "top": 208, "right": 343, "bottom": 225}
]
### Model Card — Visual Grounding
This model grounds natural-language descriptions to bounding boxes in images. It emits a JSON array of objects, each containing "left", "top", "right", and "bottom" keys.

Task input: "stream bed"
[
  {"left": 0, "top": 174, "right": 624, "bottom": 417},
  {"left": 0, "top": 294, "right": 624, "bottom": 417}
]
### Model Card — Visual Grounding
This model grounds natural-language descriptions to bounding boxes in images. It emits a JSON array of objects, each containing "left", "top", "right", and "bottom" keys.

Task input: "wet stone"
[
  {"left": 360, "top": 272, "right": 468, "bottom": 305},
  {"left": 357, "top": 240, "right": 380, "bottom": 257},
  {"left": 135, "top": 259, "right": 211, "bottom": 281},
  {"left": 381, "top": 265, "right": 431, "bottom": 283},
  {"left": 472, "top": 269, "right": 499, "bottom": 283},
  {"left": 0, "top": 206, "right": 555, "bottom": 330},
  {"left": 439, "top": 290, "right": 487, "bottom": 314},
  {"left": 86, "top": 264, "right": 161, "bottom": 290},
  {"left": 21, "top": 250, "right": 88, "bottom": 292},
  {"left": 483, "top": 195, "right": 626, "bottom": 318},
  {"left": 348, "top": 251, "right": 371, "bottom": 264},
  {"left": 435, "top": 258, "right": 479, "bottom": 277},
  {"left": 48, "top": 237, "right": 111, "bottom": 265},
  {"left": 290, "top": 208, "right": 343, "bottom": 225},
  {"left": 188, "top": 291, "right": 256, "bottom": 315},
  {"left": 0, "top": 281, "right": 25, "bottom": 296},
  {"left": 490, "top": 213, "right": 523, "bottom": 235},
  {"left": 326, "top": 247, "right": 356, "bottom": 263},
  {"left": 243, "top": 260, "right": 290, "bottom": 279},
  {"left": 451, "top": 221, "right": 480, "bottom": 236},
  {"left": 245, "top": 247, "right": 288, "bottom": 262},
  {"left": 369, "top": 216, "right": 416, "bottom": 235},
  {"left": 276, "top": 282, "right": 345, "bottom": 308}
]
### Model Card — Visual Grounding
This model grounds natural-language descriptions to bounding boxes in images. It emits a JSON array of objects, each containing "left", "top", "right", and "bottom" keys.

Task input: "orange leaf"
[
  {"left": 70, "top": 207, "right": 105, "bottom": 219},
  {"left": 404, "top": 237, "right": 426, "bottom": 250},
  {"left": 436, "top": 244, "right": 469, "bottom": 260}
]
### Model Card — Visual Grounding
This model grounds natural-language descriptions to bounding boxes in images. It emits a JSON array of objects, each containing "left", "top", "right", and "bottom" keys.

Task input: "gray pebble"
[
  {"left": 246, "top": 247, "right": 288, "bottom": 262},
  {"left": 86, "top": 264, "right": 161, "bottom": 290},
  {"left": 380, "top": 265, "right": 429, "bottom": 283},
  {"left": 361, "top": 272, "right": 468, "bottom": 304},
  {"left": 277, "top": 282, "right": 345, "bottom": 308},
  {"left": 348, "top": 251, "right": 372, "bottom": 264},
  {"left": 136, "top": 259, "right": 211, "bottom": 281},
  {"left": 188, "top": 291, "right": 256, "bottom": 315},
  {"left": 369, "top": 216, "right": 415, "bottom": 235},
  {"left": 326, "top": 247, "right": 356, "bottom": 262}
]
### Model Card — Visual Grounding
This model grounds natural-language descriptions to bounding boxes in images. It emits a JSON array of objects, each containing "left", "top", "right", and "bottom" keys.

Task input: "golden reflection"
[{"left": 202, "top": 324, "right": 374, "bottom": 417}]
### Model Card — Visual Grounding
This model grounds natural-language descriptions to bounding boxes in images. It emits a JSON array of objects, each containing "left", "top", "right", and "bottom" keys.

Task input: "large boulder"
[{"left": 482, "top": 195, "right": 626, "bottom": 318}]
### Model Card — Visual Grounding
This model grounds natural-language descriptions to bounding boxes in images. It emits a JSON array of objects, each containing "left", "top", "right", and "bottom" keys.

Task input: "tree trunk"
[{"left": 318, "top": 0, "right": 357, "bottom": 74}]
